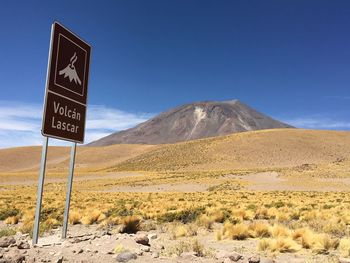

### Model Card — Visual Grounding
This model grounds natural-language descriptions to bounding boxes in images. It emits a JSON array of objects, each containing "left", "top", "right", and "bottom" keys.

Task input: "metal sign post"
[
  {"left": 62, "top": 143, "right": 77, "bottom": 238},
  {"left": 33, "top": 137, "right": 49, "bottom": 245},
  {"left": 33, "top": 21, "right": 91, "bottom": 245}
]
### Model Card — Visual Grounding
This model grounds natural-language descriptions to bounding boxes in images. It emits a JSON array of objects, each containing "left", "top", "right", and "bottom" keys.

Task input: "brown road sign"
[{"left": 42, "top": 22, "right": 91, "bottom": 143}]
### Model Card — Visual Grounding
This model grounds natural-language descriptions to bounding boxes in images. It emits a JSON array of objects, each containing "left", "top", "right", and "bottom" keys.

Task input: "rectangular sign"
[{"left": 42, "top": 22, "right": 91, "bottom": 143}]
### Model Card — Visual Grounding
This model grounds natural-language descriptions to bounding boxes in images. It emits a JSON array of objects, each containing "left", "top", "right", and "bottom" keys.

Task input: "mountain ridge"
[{"left": 88, "top": 100, "right": 293, "bottom": 146}]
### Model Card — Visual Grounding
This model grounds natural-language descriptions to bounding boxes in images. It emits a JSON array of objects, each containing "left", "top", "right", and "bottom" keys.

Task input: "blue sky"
[{"left": 0, "top": 1, "right": 349, "bottom": 148}]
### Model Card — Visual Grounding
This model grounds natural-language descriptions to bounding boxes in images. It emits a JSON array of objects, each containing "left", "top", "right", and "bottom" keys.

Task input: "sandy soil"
[
  {"left": 239, "top": 172, "right": 350, "bottom": 192},
  {"left": 0, "top": 224, "right": 340, "bottom": 263},
  {"left": 2, "top": 171, "right": 350, "bottom": 192},
  {"left": 0, "top": 172, "right": 143, "bottom": 186},
  {"left": 101, "top": 183, "right": 214, "bottom": 193}
]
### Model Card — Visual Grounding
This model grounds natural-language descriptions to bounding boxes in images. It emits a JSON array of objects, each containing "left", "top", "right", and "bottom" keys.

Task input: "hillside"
[
  {"left": 88, "top": 100, "right": 293, "bottom": 146},
  {"left": 109, "top": 129, "right": 350, "bottom": 171},
  {"left": 0, "top": 144, "right": 157, "bottom": 173},
  {"left": 1, "top": 129, "right": 349, "bottom": 174}
]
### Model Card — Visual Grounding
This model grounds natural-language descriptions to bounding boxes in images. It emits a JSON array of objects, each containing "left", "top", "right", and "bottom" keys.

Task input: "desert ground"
[{"left": 1, "top": 129, "right": 350, "bottom": 262}]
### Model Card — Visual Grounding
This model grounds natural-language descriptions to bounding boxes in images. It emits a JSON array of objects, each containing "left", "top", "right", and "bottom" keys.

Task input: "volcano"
[{"left": 88, "top": 100, "right": 293, "bottom": 146}]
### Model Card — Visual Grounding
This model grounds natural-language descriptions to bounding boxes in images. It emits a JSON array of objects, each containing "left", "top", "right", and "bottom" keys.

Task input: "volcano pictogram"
[{"left": 59, "top": 52, "right": 82, "bottom": 85}]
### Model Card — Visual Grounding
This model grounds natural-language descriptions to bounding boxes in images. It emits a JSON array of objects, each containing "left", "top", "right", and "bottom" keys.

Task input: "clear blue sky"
[{"left": 0, "top": 1, "right": 349, "bottom": 147}]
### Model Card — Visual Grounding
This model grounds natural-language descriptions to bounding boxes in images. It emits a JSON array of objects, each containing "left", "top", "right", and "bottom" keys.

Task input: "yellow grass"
[
  {"left": 1, "top": 128, "right": 350, "bottom": 260},
  {"left": 4, "top": 216, "right": 19, "bottom": 225},
  {"left": 339, "top": 238, "right": 350, "bottom": 257},
  {"left": 222, "top": 222, "right": 250, "bottom": 240}
]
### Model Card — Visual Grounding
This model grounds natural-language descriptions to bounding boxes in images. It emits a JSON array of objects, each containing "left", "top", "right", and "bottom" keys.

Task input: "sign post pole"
[
  {"left": 33, "top": 136, "right": 49, "bottom": 245},
  {"left": 62, "top": 142, "right": 77, "bottom": 239}
]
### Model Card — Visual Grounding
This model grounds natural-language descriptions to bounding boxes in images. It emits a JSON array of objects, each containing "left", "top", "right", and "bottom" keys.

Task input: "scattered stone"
[
  {"left": 140, "top": 246, "right": 150, "bottom": 252},
  {"left": 17, "top": 241, "right": 30, "bottom": 249},
  {"left": 181, "top": 251, "right": 197, "bottom": 260},
  {"left": 151, "top": 252, "right": 159, "bottom": 258},
  {"left": 339, "top": 258, "right": 350, "bottom": 263},
  {"left": 216, "top": 250, "right": 243, "bottom": 262},
  {"left": 136, "top": 250, "right": 143, "bottom": 256},
  {"left": 134, "top": 235, "right": 149, "bottom": 246},
  {"left": 77, "top": 248, "right": 84, "bottom": 254},
  {"left": 33, "top": 244, "right": 42, "bottom": 248},
  {"left": 148, "top": 233, "right": 157, "bottom": 240},
  {"left": 116, "top": 252, "right": 137, "bottom": 262},
  {"left": 54, "top": 256, "right": 63, "bottom": 263},
  {"left": 0, "top": 237, "right": 16, "bottom": 248},
  {"left": 154, "top": 244, "right": 164, "bottom": 250},
  {"left": 62, "top": 241, "right": 71, "bottom": 248},
  {"left": 4, "top": 249, "right": 25, "bottom": 263},
  {"left": 42, "top": 244, "right": 51, "bottom": 247},
  {"left": 248, "top": 255, "right": 260, "bottom": 263},
  {"left": 26, "top": 258, "right": 36, "bottom": 263}
]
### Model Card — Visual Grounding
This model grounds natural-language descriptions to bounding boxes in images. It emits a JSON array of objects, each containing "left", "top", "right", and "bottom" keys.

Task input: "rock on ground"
[
  {"left": 248, "top": 255, "right": 260, "bottom": 263},
  {"left": 134, "top": 235, "right": 149, "bottom": 246},
  {"left": 216, "top": 250, "right": 243, "bottom": 262},
  {"left": 2, "top": 249, "right": 25, "bottom": 263},
  {"left": 16, "top": 241, "right": 30, "bottom": 250},
  {"left": 0, "top": 237, "right": 16, "bottom": 248},
  {"left": 116, "top": 251, "right": 137, "bottom": 262}
]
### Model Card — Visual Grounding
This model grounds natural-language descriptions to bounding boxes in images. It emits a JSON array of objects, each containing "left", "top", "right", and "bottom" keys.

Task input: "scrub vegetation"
[
  {"left": 1, "top": 186, "right": 350, "bottom": 257},
  {"left": 1, "top": 129, "right": 350, "bottom": 260}
]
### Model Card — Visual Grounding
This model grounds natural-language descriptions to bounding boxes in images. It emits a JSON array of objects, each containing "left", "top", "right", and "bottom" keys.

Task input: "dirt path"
[
  {"left": 100, "top": 182, "right": 215, "bottom": 193},
  {"left": 237, "top": 171, "right": 350, "bottom": 192}
]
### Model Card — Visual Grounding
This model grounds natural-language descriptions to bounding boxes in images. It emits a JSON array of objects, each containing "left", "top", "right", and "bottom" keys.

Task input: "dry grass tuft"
[
  {"left": 44, "top": 218, "right": 59, "bottom": 228},
  {"left": 68, "top": 210, "right": 81, "bottom": 225},
  {"left": 339, "top": 238, "right": 350, "bottom": 257},
  {"left": 259, "top": 237, "right": 301, "bottom": 253},
  {"left": 258, "top": 238, "right": 271, "bottom": 251},
  {"left": 120, "top": 216, "right": 141, "bottom": 234},
  {"left": 114, "top": 244, "right": 125, "bottom": 254},
  {"left": 312, "top": 234, "right": 339, "bottom": 254},
  {"left": 4, "top": 216, "right": 19, "bottom": 225},
  {"left": 170, "top": 223, "right": 198, "bottom": 239},
  {"left": 167, "top": 238, "right": 206, "bottom": 257},
  {"left": 197, "top": 214, "right": 214, "bottom": 230},
  {"left": 249, "top": 222, "right": 271, "bottom": 238},
  {"left": 292, "top": 227, "right": 314, "bottom": 249},
  {"left": 81, "top": 209, "right": 103, "bottom": 225},
  {"left": 270, "top": 224, "right": 291, "bottom": 238},
  {"left": 20, "top": 220, "right": 34, "bottom": 236},
  {"left": 222, "top": 222, "right": 250, "bottom": 240}
]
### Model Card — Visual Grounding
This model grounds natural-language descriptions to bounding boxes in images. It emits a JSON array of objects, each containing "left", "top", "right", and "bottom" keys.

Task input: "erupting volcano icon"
[{"left": 59, "top": 52, "right": 82, "bottom": 85}]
